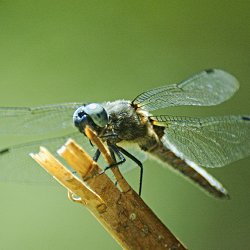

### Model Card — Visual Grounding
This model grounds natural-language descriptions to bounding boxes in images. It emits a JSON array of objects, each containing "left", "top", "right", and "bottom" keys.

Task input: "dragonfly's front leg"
[
  {"left": 91, "top": 146, "right": 126, "bottom": 168},
  {"left": 104, "top": 144, "right": 144, "bottom": 196},
  {"left": 90, "top": 137, "right": 144, "bottom": 195},
  {"left": 116, "top": 145, "right": 144, "bottom": 196},
  {"left": 92, "top": 149, "right": 101, "bottom": 162}
]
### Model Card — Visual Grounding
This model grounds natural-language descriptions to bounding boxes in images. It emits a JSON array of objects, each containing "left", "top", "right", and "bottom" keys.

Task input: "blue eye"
[
  {"left": 73, "top": 103, "right": 108, "bottom": 132},
  {"left": 84, "top": 103, "right": 108, "bottom": 127}
]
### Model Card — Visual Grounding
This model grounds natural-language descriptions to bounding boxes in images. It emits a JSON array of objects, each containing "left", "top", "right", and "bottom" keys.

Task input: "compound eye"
[
  {"left": 73, "top": 106, "right": 88, "bottom": 131},
  {"left": 84, "top": 103, "right": 108, "bottom": 128}
]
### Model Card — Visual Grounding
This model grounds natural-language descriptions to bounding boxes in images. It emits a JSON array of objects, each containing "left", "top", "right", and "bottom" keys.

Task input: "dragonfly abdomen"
[{"left": 148, "top": 144, "right": 229, "bottom": 199}]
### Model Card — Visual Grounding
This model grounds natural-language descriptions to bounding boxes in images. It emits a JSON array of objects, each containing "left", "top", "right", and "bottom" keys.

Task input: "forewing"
[
  {"left": 0, "top": 132, "right": 93, "bottom": 183},
  {"left": 152, "top": 115, "right": 250, "bottom": 168},
  {"left": 0, "top": 103, "right": 83, "bottom": 135},
  {"left": 133, "top": 69, "right": 239, "bottom": 111},
  {"left": 0, "top": 133, "right": 148, "bottom": 184}
]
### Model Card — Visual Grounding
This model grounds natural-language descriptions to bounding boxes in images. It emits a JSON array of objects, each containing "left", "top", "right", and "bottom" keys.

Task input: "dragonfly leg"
[
  {"left": 98, "top": 144, "right": 128, "bottom": 189},
  {"left": 93, "top": 145, "right": 125, "bottom": 173},
  {"left": 115, "top": 145, "right": 144, "bottom": 196},
  {"left": 95, "top": 143, "right": 143, "bottom": 196},
  {"left": 105, "top": 147, "right": 124, "bottom": 188},
  {"left": 102, "top": 144, "right": 126, "bottom": 171},
  {"left": 93, "top": 149, "right": 101, "bottom": 162}
]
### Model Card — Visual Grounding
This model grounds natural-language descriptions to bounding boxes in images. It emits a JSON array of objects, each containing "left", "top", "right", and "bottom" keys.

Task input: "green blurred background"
[{"left": 0, "top": 1, "right": 249, "bottom": 249}]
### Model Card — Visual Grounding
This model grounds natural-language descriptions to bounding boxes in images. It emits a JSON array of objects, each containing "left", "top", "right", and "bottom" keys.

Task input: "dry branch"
[{"left": 30, "top": 127, "right": 187, "bottom": 250}]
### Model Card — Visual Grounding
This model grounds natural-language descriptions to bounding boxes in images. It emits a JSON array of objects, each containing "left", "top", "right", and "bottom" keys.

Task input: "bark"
[{"left": 30, "top": 127, "right": 187, "bottom": 250}]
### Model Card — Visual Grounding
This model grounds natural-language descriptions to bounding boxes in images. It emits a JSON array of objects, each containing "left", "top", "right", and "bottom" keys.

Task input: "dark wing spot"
[
  {"left": 242, "top": 116, "right": 250, "bottom": 121},
  {"left": 205, "top": 69, "right": 214, "bottom": 74},
  {"left": 0, "top": 148, "right": 10, "bottom": 155}
]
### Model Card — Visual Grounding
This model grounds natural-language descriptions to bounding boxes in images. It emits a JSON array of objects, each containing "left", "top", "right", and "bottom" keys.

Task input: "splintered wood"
[{"left": 30, "top": 127, "right": 187, "bottom": 250}]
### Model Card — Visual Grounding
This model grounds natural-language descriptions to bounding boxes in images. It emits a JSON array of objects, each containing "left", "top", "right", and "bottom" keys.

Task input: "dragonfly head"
[{"left": 73, "top": 103, "right": 109, "bottom": 134}]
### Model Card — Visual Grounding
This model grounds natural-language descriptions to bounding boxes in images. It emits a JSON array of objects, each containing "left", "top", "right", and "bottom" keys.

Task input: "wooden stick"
[
  {"left": 30, "top": 127, "right": 187, "bottom": 250},
  {"left": 84, "top": 127, "right": 132, "bottom": 194}
]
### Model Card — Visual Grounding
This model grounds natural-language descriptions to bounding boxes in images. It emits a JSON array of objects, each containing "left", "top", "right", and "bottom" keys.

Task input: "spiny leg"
[
  {"left": 103, "top": 144, "right": 126, "bottom": 170},
  {"left": 93, "top": 149, "right": 101, "bottom": 162},
  {"left": 94, "top": 144, "right": 126, "bottom": 174},
  {"left": 92, "top": 143, "right": 143, "bottom": 196},
  {"left": 105, "top": 144, "right": 144, "bottom": 196},
  {"left": 116, "top": 145, "right": 143, "bottom": 196}
]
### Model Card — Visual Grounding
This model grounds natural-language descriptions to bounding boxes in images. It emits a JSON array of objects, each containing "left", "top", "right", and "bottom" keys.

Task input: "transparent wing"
[
  {"left": 0, "top": 132, "right": 94, "bottom": 183},
  {"left": 151, "top": 115, "right": 250, "bottom": 168},
  {"left": 133, "top": 69, "right": 239, "bottom": 111},
  {"left": 0, "top": 102, "right": 83, "bottom": 135},
  {"left": 0, "top": 133, "right": 148, "bottom": 184}
]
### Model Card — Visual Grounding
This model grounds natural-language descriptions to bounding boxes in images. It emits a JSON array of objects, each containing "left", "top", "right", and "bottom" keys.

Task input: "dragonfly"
[{"left": 0, "top": 69, "right": 249, "bottom": 198}]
